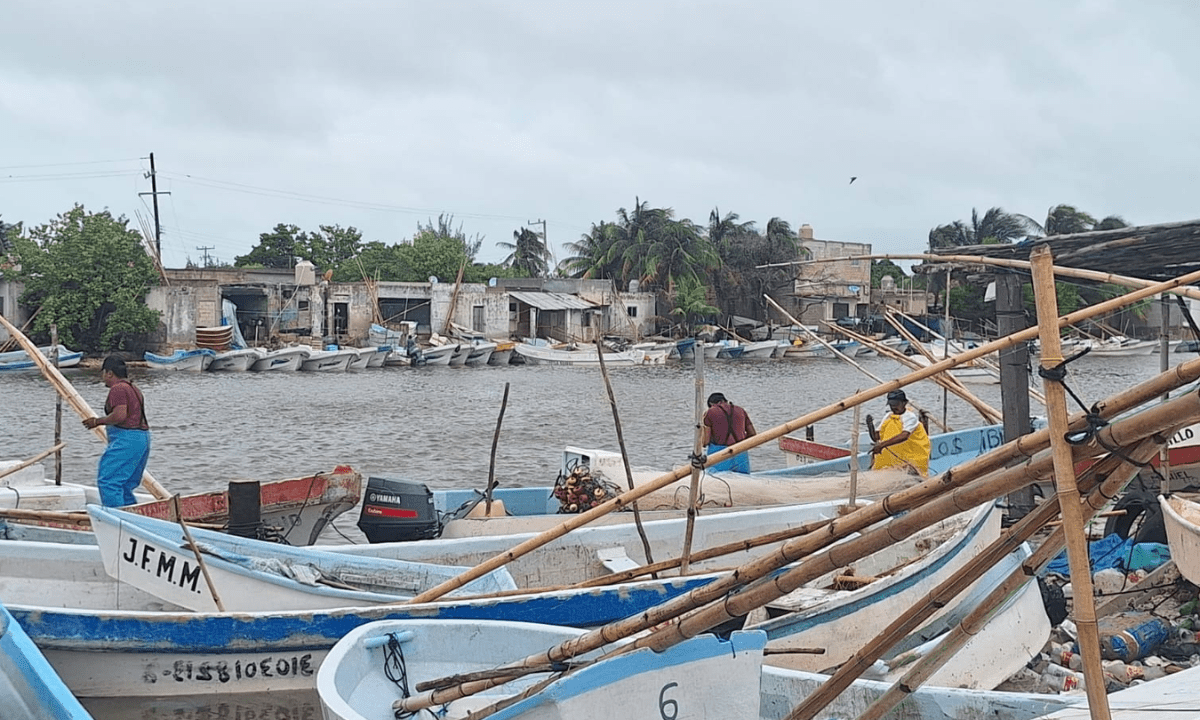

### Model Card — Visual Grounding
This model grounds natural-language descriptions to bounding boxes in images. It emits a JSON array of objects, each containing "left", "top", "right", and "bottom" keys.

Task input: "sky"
[{"left": 2, "top": 1, "right": 1197, "bottom": 272}]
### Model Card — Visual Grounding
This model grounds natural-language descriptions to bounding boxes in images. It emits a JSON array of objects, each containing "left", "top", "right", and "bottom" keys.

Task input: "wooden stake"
[
  {"left": 51, "top": 325, "right": 63, "bottom": 486},
  {"left": 405, "top": 271, "right": 1200, "bottom": 606},
  {"left": 0, "top": 444, "right": 66, "bottom": 483},
  {"left": 171, "top": 495, "right": 225, "bottom": 612},
  {"left": 595, "top": 337, "right": 655, "bottom": 567},
  {"left": 680, "top": 335, "right": 704, "bottom": 575},
  {"left": 484, "top": 382, "right": 510, "bottom": 517},
  {"left": 848, "top": 402, "right": 860, "bottom": 507},
  {"left": 1030, "top": 244, "right": 1111, "bottom": 719},
  {"left": 0, "top": 313, "right": 170, "bottom": 500}
]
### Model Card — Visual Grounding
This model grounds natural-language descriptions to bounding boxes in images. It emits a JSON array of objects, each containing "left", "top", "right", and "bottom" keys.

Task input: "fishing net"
[{"left": 552, "top": 464, "right": 622, "bottom": 513}]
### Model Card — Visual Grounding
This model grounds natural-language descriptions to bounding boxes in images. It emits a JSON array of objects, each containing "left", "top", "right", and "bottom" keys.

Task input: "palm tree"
[
  {"left": 765, "top": 217, "right": 799, "bottom": 256},
  {"left": 498, "top": 228, "right": 551, "bottom": 277},
  {"left": 928, "top": 208, "right": 1034, "bottom": 248},
  {"left": 1094, "top": 215, "right": 1130, "bottom": 231},
  {"left": 634, "top": 217, "right": 719, "bottom": 289},
  {"left": 1023, "top": 205, "right": 1098, "bottom": 236},
  {"left": 707, "top": 208, "right": 756, "bottom": 254},
  {"left": 560, "top": 221, "right": 618, "bottom": 279},
  {"left": 669, "top": 275, "right": 720, "bottom": 335},
  {"left": 928, "top": 220, "right": 972, "bottom": 249}
]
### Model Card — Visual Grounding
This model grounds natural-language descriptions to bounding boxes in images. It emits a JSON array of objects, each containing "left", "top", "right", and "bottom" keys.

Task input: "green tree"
[
  {"left": 1094, "top": 215, "right": 1130, "bottom": 231},
  {"left": 1021, "top": 281, "right": 1082, "bottom": 316},
  {"left": 305, "top": 224, "right": 364, "bottom": 273},
  {"left": 415, "top": 214, "right": 483, "bottom": 262},
  {"left": 235, "top": 223, "right": 304, "bottom": 268},
  {"left": 396, "top": 232, "right": 472, "bottom": 283},
  {"left": 669, "top": 275, "right": 719, "bottom": 335},
  {"left": 928, "top": 208, "right": 1034, "bottom": 248},
  {"left": 3, "top": 205, "right": 160, "bottom": 350},
  {"left": 497, "top": 227, "right": 551, "bottom": 277},
  {"left": 1024, "top": 204, "right": 1098, "bottom": 236},
  {"left": 0, "top": 215, "right": 20, "bottom": 254},
  {"left": 561, "top": 221, "right": 619, "bottom": 279},
  {"left": 871, "top": 259, "right": 906, "bottom": 287}
]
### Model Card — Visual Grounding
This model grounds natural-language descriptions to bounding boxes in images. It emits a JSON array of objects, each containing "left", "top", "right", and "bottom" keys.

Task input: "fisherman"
[
  {"left": 700, "top": 392, "right": 757, "bottom": 473},
  {"left": 866, "top": 389, "right": 931, "bottom": 475},
  {"left": 82, "top": 355, "right": 151, "bottom": 506}
]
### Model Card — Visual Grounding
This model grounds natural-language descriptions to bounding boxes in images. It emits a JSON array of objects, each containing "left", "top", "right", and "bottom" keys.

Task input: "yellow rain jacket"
[{"left": 872, "top": 411, "right": 931, "bottom": 475}]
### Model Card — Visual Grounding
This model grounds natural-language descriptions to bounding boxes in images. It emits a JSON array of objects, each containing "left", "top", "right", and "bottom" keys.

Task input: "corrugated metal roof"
[{"left": 508, "top": 290, "right": 597, "bottom": 311}]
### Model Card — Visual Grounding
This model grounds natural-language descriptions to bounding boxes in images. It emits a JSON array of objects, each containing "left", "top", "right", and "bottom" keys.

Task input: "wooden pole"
[
  {"left": 595, "top": 337, "right": 655, "bottom": 567},
  {"left": 0, "top": 444, "right": 66, "bottom": 482},
  {"left": 0, "top": 313, "right": 169, "bottom": 499},
  {"left": 764, "top": 295, "right": 951, "bottom": 430},
  {"left": 405, "top": 271, "right": 1200, "bottom": 606},
  {"left": 51, "top": 325, "right": 63, "bottom": 486},
  {"left": 441, "top": 258, "right": 468, "bottom": 335},
  {"left": 484, "top": 382, "right": 510, "bottom": 517},
  {"left": 1160, "top": 295, "right": 1172, "bottom": 495},
  {"left": 1030, "top": 244, "right": 1111, "bottom": 719},
  {"left": 680, "top": 336, "right": 705, "bottom": 575},
  {"left": 171, "top": 495, "right": 225, "bottom": 612},
  {"left": 847, "top": 402, "right": 860, "bottom": 508}
]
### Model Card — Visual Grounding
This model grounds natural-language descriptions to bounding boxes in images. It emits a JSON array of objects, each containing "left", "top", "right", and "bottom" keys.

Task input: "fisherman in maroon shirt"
[
  {"left": 82, "top": 355, "right": 151, "bottom": 506},
  {"left": 700, "top": 392, "right": 757, "bottom": 473}
]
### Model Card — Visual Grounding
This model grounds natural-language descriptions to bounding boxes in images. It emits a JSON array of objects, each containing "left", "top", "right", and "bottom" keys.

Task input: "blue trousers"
[
  {"left": 98, "top": 427, "right": 151, "bottom": 507},
  {"left": 707, "top": 443, "right": 751, "bottom": 473}
]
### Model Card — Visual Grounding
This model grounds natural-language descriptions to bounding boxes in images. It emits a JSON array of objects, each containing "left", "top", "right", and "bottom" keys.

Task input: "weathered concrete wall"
[
  {"left": 145, "top": 283, "right": 219, "bottom": 350},
  {"left": 0, "top": 278, "right": 29, "bottom": 341}
]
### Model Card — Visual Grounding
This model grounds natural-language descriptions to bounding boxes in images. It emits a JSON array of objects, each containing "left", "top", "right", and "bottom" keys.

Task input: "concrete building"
[
  {"left": 873, "top": 274, "right": 931, "bottom": 317},
  {"left": 791, "top": 224, "right": 873, "bottom": 326}
]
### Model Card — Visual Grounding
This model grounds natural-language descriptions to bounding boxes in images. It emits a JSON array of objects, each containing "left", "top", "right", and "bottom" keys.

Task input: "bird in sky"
[{"left": 849, "top": 176, "right": 858, "bottom": 185}]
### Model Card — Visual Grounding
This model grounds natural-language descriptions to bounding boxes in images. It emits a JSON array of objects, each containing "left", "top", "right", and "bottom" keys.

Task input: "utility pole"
[
  {"left": 527, "top": 218, "right": 549, "bottom": 271},
  {"left": 138, "top": 152, "right": 170, "bottom": 261},
  {"left": 197, "top": 245, "right": 215, "bottom": 267}
]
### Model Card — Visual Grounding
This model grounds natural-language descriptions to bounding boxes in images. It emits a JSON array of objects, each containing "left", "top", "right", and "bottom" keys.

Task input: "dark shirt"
[
  {"left": 105, "top": 381, "right": 149, "bottom": 430},
  {"left": 703, "top": 402, "right": 752, "bottom": 446}
]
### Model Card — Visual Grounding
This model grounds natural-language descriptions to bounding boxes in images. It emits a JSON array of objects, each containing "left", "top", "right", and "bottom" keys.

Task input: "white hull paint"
[
  {"left": 207, "top": 348, "right": 259, "bottom": 372},
  {"left": 514, "top": 343, "right": 645, "bottom": 366},
  {"left": 300, "top": 349, "right": 355, "bottom": 372},
  {"left": 1162, "top": 495, "right": 1200, "bottom": 586},
  {"left": 0, "top": 602, "right": 93, "bottom": 720},
  {"left": 250, "top": 346, "right": 308, "bottom": 372},
  {"left": 144, "top": 349, "right": 216, "bottom": 372}
]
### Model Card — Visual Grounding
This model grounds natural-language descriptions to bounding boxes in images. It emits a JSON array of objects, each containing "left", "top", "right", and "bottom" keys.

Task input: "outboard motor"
[{"left": 357, "top": 476, "right": 440, "bottom": 543}]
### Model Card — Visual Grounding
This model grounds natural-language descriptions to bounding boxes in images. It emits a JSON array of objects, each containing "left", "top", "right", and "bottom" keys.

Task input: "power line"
[
  {"left": 0, "top": 158, "right": 140, "bottom": 170},
  {"left": 0, "top": 170, "right": 141, "bottom": 183}
]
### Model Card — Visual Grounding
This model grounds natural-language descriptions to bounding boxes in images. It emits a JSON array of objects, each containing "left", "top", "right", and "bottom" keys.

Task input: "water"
[{"left": 1, "top": 351, "right": 1183, "bottom": 717}]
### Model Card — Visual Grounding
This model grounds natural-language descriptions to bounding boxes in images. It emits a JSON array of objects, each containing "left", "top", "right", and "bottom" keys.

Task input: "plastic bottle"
[
  {"left": 1099, "top": 614, "right": 1170, "bottom": 661},
  {"left": 1040, "top": 663, "right": 1086, "bottom": 693}
]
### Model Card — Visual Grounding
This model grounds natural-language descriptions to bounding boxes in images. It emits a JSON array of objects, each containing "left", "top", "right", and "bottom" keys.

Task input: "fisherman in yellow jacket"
[{"left": 866, "top": 389, "right": 931, "bottom": 475}]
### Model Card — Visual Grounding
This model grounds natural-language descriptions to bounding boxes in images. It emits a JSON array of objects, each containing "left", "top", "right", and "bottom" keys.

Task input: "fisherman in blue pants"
[{"left": 82, "top": 355, "right": 151, "bottom": 506}]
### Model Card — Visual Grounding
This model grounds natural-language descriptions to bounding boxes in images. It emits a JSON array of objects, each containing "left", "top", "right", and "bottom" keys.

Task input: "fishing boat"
[
  {"left": 318, "top": 620, "right": 765, "bottom": 720},
  {"left": 2, "top": 465, "right": 362, "bottom": 546},
  {"left": 346, "top": 347, "right": 377, "bottom": 370},
  {"left": 1084, "top": 336, "right": 1158, "bottom": 357},
  {"left": 513, "top": 343, "right": 645, "bottom": 366},
  {"left": 300, "top": 348, "right": 355, "bottom": 372},
  {"left": 447, "top": 342, "right": 469, "bottom": 367},
  {"left": 0, "top": 599, "right": 93, "bottom": 720},
  {"left": 464, "top": 341, "right": 497, "bottom": 366},
  {"left": 489, "top": 341, "right": 516, "bottom": 365},
  {"left": 0, "top": 540, "right": 717, "bottom": 697},
  {"left": 417, "top": 343, "right": 456, "bottom": 366},
  {"left": 86, "top": 505, "right": 517, "bottom": 611},
  {"left": 1160, "top": 494, "right": 1200, "bottom": 585},
  {"left": 367, "top": 346, "right": 390, "bottom": 367},
  {"left": 206, "top": 348, "right": 259, "bottom": 372},
  {"left": 741, "top": 339, "right": 782, "bottom": 359},
  {"left": 776, "top": 423, "right": 1008, "bottom": 473},
  {"left": 0, "top": 344, "right": 83, "bottom": 372},
  {"left": 675, "top": 337, "right": 696, "bottom": 360},
  {"left": 249, "top": 345, "right": 309, "bottom": 372},
  {"left": 143, "top": 348, "right": 217, "bottom": 372},
  {"left": 1036, "top": 663, "right": 1200, "bottom": 718}
]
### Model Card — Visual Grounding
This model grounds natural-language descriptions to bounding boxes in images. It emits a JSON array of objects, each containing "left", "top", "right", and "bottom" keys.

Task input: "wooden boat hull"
[
  {"left": 0, "top": 345, "right": 83, "bottom": 372},
  {"left": 0, "top": 601, "right": 93, "bottom": 720},
  {"left": 1161, "top": 494, "right": 1200, "bottom": 585},
  {"left": 144, "top": 349, "right": 216, "bottom": 372},
  {"left": 514, "top": 343, "right": 643, "bottom": 366},
  {"left": 778, "top": 424, "right": 1008, "bottom": 473}
]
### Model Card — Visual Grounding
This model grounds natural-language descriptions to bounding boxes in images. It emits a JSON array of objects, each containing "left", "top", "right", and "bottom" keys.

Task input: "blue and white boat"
[
  {"left": 0, "top": 599, "right": 93, "bottom": 719},
  {"left": 249, "top": 345, "right": 309, "bottom": 372},
  {"left": 206, "top": 347, "right": 260, "bottom": 372},
  {"left": 86, "top": 505, "right": 517, "bottom": 612},
  {"left": 143, "top": 348, "right": 217, "bottom": 372},
  {"left": 0, "top": 344, "right": 83, "bottom": 373},
  {"left": 318, "top": 620, "right": 765, "bottom": 720}
]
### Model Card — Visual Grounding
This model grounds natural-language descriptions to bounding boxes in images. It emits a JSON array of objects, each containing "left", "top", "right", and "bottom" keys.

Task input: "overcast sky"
[{"left": 2, "top": 1, "right": 1197, "bottom": 272}]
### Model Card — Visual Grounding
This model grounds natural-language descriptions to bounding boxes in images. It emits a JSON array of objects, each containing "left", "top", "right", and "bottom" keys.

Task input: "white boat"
[
  {"left": 143, "top": 348, "right": 216, "bottom": 372},
  {"left": 1085, "top": 336, "right": 1158, "bottom": 357},
  {"left": 0, "top": 599, "right": 93, "bottom": 720},
  {"left": 367, "top": 346, "right": 390, "bottom": 368},
  {"left": 741, "top": 339, "right": 782, "bottom": 360},
  {"left": 489, "top": 341, "right": 516, "bottom": 365},
  {"left": 206, "top": 348, "right": 259, "bottom": 372},
  {"left": 700, "top": 341, "right": 723, "bottom": 359},
  {"left": 2, "top": 463, "right": 362, "bottom": 547},
  {"left": 513, "top": 343, "right": 645, "bottom": 366},
  {"left": 908, "top": 352, "right": 999, "bottom": 384},
  {"left": 1036, "top": 663, "right": 1200, "bottom": 719},
  {"left": 86, "top": 504, "right": 518, "bottom": 612},
  {"left": 300, "top": 349, "right": 355, "bottom": 372},
  {"left": 777, "top": 423, "right": 1008, "bottom": 472},
  {"left": 417, "top": 343, "right": 456, "bottom": 366},
  {"left": 464, "top": 341, "right": 497, "bottom": 366},
  {"left": 318, "top": 620, "right": 764, "bottom": 720},
  {"left": 0, "top": 344, "right": 83, "bottom": 372},
  {"left": 249, "top": 346, "right": 309, "bottom": 372},
  {"left": 1160, "top": 494, "right": 1200, "bottom": 585},
  {"left": 346, "top": 347, "right": 376, "bottom": 370}
]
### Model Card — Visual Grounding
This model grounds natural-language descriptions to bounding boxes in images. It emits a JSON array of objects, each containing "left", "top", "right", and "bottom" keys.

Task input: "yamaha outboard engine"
[{"left": 357, "top": 476, "right": 440, "bottom": 543}]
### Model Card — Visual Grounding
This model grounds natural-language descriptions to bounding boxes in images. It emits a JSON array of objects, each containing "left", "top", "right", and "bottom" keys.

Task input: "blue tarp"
[{"left": 1044, "top": 534, "right": 1171, "bottom": 576}]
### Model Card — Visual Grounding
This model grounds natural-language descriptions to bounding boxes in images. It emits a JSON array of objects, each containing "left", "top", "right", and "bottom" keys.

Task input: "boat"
[
  {"left": 676, "top": 337, "right": 696, "bottom": 360},
  {"left": 513, "top": 343, "right": 645, "bottom": 366},
  {"left": 318, "top": 619, "right": 764, "bottom": 720},
  {"left": 346, "top": 347, "right": 376, "bottom": 370},
  {"left": 716, "top": 340, "right": 745, "bottom": 359},
  {"left": 249, "top": 346, "right": 309, "bottom": 372},
  {"left": 86, "top": 505, "right": 518, "bottom": 611},
  {"left": 0, "top": 599, "right": 93, "bottom": 720},
  {"left": 206, "top": 348, "right": 259, "bottom": 372},
  {"left": 1035, "top": 662, "right": 1200, "bottom": 718},
  {"left": 777, "top": 423, "right": 1008, "bottom": 472},
  {"left": 1084, "top": 336, "right": 1158, "bottom": 357},
  {"left": 367, "top": 346, "right": 390, "bottom": 368},
  {"left": 907, "top": 353, "right": 999, "bottom": 383},
  {"left": 489, "top": 341, "right": 516, "bottom": 365},
  {"left": 300, "top": 348, "right": 355, "bottom": 372},
  {"left": 740, "top": 340, "right": 781, "bottom": 360},
  {"left": 143, "top": 348, "right": 217, "bottom": 372},
  {"left": 0, "top": 541, "right": 718, "bottom": 697},
  {"left": 0, "top": 344, "right": 83, "bottom": 372},
  {"left": 2, "top": 465, "right": 363, "bottom": 547},
  {"left": 417, "top": 343, "right": 456, "bottom": 366},
  {"left": 1160, "top": 494, "right": 1200, "bottom": 585},
  {"left": 464, "top": 340, "right": 497, "bottom": 366}
]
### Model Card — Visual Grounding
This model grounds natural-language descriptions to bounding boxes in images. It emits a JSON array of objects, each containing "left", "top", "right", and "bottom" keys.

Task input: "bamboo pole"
[
  {"left": 51, "top": 325, "right": 63, "bottom": 486},
  {"left": 0, "top": 444, "right": 66, "bottom": 483},
  {"left": 680, "top": 338, "right": 705, "bottom": 575},
  {"left": 763, "top": 295, "right": 950, "bottom": 431},
  {"left": 484, "top": 382, "right": 510, "bottom": 517},
  {"left": 0, "top": 507, "right": 92, "bottom": 527},
  {"left": 595, "top": 337, "right": 655, "bottom": 567},
  {"left": 440, "top": 258, "right": 468, "bottom": 335},
  {"left": 0, "top": 313, "right": 169, "bottom": 499},
  {"left": 789, "top": 440, "right": 1154, "bottom": 720},
  {"left": 1030, "top": 245, "right": 1111, "bottom": 719},
  {"left": 171, "top": 495, "right": 225, "bottom": 612},
  {"left": 405, "top": 269, "right": 1200, "bottom": 606},
  {"left": 850, "top": 439, "right": 1160, "bottom": 720},
  {"left": 848, "top": 403, "right": 860, "bottom": 507},
  {"left": 399, "top": 390, "right": 1200, "bottom": 714}
]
